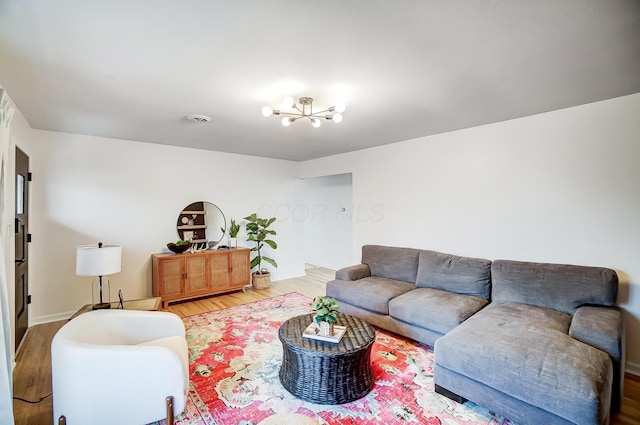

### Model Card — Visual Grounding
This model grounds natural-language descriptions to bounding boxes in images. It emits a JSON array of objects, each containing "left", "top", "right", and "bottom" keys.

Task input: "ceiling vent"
[{"left": 185, "top": 114, "right": 211, "bottom": 123}]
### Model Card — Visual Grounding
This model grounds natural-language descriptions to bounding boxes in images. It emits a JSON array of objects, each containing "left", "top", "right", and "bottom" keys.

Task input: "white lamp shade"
[{"left": 76, "top": 244, "right": 122, "bottom": 276}]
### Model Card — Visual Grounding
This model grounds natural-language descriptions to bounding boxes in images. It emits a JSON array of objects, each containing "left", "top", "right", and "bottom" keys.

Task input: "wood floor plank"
[
  {"left": 12, "top": 321, "right": 64, "bottom": 425},
  {"left": 11, "top": 266, "right": 639, "bottom": 424}
]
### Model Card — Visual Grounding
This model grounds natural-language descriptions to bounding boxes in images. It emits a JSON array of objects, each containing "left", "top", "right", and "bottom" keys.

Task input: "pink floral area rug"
[{"left": 153, "top": 292, "right": 517, "bottom": 425}]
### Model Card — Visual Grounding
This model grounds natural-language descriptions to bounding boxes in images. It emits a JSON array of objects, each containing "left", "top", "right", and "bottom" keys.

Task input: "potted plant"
[
  {"left": 311, "top": 296, "right": 340, "bottom": 336},
  {"left": 244, "top": 213, "right": 277, "bottom": 289},
  {"left": 221, "top": 219, "right": 241, "bottom": 248}
]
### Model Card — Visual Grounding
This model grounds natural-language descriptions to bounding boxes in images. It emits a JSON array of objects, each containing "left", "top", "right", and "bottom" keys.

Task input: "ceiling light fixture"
[{"left": 261, "top": 97, "right": 346, "bottom": 128}]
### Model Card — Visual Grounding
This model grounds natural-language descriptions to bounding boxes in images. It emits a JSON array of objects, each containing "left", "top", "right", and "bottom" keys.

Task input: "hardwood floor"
[{"left": 12, "top": 266, "right": 640, "bottom": 424}]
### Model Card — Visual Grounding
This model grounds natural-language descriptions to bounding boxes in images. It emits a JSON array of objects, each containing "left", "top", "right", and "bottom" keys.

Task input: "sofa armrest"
[
  {"left": 570, "top": 306, "right": 624, "bottom": 360},
  {"left": 570, "top": 305, "right": 625, "bottom": 411},
  {"left": 335, "top": 264, "right": 371, "bottom": 281}
]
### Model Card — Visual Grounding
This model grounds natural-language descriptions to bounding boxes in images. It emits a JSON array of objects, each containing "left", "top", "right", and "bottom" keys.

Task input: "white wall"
[
  {"left": 300, "top": 93, "right": 640, "bottom": 372},
  {"left": 15, "top": 129, "right": 305, "bottom": 324},
  {"left": 303, "top": 174, "right": 353, "bottom": 270}
]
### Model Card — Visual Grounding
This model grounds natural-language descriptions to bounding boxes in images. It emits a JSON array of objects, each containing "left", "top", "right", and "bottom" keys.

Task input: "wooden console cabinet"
[{"left": 152, "top": 248, "right": 250, "bottom": 308}]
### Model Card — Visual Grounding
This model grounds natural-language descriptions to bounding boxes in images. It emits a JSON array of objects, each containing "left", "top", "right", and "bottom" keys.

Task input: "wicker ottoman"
[{"left": 278, "top": 313, "right": 376, "bottom": 404}]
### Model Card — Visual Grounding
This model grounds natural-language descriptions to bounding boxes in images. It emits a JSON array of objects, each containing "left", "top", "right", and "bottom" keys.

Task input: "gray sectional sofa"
[{"left": 326, "top": 245, "right": 625, "bottom": 425}]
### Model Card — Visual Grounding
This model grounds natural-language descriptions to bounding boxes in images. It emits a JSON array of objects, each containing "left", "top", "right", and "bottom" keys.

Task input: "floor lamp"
[{"left": 76, "top": 242, "right": 122, "bottom": 310}]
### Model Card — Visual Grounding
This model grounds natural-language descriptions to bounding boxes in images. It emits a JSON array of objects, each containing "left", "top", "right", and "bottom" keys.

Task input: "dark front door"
[{"left": 15, "top": 147, "right": 29, "bottom": 350}]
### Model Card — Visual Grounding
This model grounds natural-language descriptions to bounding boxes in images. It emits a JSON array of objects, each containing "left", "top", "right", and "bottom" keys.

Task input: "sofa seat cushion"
[
  {"left": 326, "top": 276, "right": 415, "bottom": 315},
  {"left": 435, "top": 302, "right": 613, "bottom": 425},
  {"left": 389, "top": 288, "right": 488, "bottom": 335},
  {"left": 416, "top": 250, "right": 492, "bottom": 300}
]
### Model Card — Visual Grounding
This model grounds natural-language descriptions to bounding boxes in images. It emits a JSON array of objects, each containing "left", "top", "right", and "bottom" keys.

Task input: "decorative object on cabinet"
[
  {"left": 167, "top": 240, "right": 190, "bottom": 254},
  {"left": 226, "top": 218, "right": 241, "bottom": 248},
  {"left": 75, "top": 242, "right": 121, "bottom": 310},
  {"left": 188, "top": 242, "right": 209, "bottom": 253},
  {"left": 176, "top": 201, "right": 226, "bottom": 247},
  {"left": 152, "top": 248, "right": 250, "bottom": 308},
  {"left": 244, "top": 213, "right": 277, "bottom": 289}
]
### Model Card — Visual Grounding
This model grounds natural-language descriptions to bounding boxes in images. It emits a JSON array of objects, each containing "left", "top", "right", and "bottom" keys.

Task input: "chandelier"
[{"left": 261, "top": 96, "right": 346, "bottom": 128}]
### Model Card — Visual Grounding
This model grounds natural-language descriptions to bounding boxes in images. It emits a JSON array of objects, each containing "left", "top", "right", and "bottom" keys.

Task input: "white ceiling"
[{"left": 1, "top": 0, "right": 639, "bottom": 161}]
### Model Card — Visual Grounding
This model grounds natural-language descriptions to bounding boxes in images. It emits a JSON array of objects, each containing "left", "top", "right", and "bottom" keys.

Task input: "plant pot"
[
  {"left": 228, "top": 237, "right": 237, "bottom": 248},
  {"left": 252, "top": 270, "right": 271, "bottom": 290},
  {"left": 317, "top": 320, "right": 334, "bottom": 337}
]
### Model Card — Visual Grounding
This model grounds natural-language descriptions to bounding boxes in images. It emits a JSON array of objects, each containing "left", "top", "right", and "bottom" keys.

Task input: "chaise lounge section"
[
  {"left": 435, "top": 259, "right": 624, "bottom": 425},
  {"left": 327, "top": 245, "right": 625, "bottom": 425}
]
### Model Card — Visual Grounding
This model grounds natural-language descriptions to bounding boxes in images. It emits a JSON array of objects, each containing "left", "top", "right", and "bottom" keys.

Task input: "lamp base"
[{"left": 92, "top": 303, "right": 111, "bottom": 310}]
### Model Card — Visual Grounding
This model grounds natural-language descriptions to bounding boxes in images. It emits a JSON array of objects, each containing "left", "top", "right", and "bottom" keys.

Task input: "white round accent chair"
[{"left": 51, "top": 309, "right": 188, "bottom": 425}]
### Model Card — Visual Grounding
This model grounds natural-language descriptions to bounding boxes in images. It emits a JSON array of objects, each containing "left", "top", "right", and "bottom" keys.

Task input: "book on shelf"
[{"left": 302, "top": 323, "right": 347, "bottom": 343}]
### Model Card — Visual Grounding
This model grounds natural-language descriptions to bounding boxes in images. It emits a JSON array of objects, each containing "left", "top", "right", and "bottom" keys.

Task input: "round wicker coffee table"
[{"left": 278, "top": 313, "right": 376, "bottom": 404}]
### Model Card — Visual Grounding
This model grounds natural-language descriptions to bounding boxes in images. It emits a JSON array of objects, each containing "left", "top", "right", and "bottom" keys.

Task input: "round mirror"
[{"left": 177, "top": 201, "right": 226, "bottom": 248}]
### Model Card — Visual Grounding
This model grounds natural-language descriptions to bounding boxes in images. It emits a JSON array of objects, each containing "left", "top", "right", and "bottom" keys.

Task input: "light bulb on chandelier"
[
  {"left": 281, "top": 117, "right": 292, "bottom": 127},
  {"left": 282, "top": 96, "right": 295, "bottom": 109},
  {"left": 261, "top": 106, "right": 274, "bottom": 117},
  {"left": 262, "top": 96, "right": 346, "bottom": 128}
]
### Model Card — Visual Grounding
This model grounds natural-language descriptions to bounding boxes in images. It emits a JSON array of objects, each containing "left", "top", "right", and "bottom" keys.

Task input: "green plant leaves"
[
  {"left": 229, "top": 219, "right": 241, "bottom": 237},
  {"left": 263, "top": 240, "right": 277, "bottom": 249},
  {"left": 262, "top": 256, "right": 277, "bottom": 268},
  {"left": 244, "top": 213, "right": 278, "bottom": 272},
  {"left": 243, "top": 213, "right": 258, "bottom": 222},
  {"left": 311, "top": 296, "right": 339, "bottom": 323}
]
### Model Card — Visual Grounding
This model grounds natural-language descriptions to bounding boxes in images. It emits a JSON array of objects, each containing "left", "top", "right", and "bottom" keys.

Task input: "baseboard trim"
[
  {"left": 30, "top": 310, "right": 74, "bottom": 326},
  {"left": 272, "top": 271, "right": 307, "bottom": 282},
  {"left": 625, "top": 361, "right": 640, "bottom": 376}
]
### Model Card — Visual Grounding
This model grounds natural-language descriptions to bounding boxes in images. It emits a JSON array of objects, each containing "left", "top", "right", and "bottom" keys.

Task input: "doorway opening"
[{"left": 303, "top": 173, "right": 353, "bottom": 271}]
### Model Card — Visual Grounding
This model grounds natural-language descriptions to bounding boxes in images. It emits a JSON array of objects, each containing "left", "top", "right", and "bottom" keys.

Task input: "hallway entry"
[{"left": 303, "top": 173, "right": 353, "bottom": 270}]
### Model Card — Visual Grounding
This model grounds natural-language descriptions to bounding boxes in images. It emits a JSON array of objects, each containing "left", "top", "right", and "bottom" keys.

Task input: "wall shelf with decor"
[
  {"left": 177, "top": 201, "right": 226, "bottom": 246},
  {"left": 176, "top": 225, "right": 207, "bottom": 230}
]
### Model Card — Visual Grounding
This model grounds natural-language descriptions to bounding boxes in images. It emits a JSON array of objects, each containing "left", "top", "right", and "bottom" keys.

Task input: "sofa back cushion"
[
  {"left": 416, "top": 250, "right": 492, "bottom": 300},
  {"left": 491, "top": 259, "right": 618, "bottom": 315},
  {"left": 361, "top": 245, "right": 421, "bottom": 284}
]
